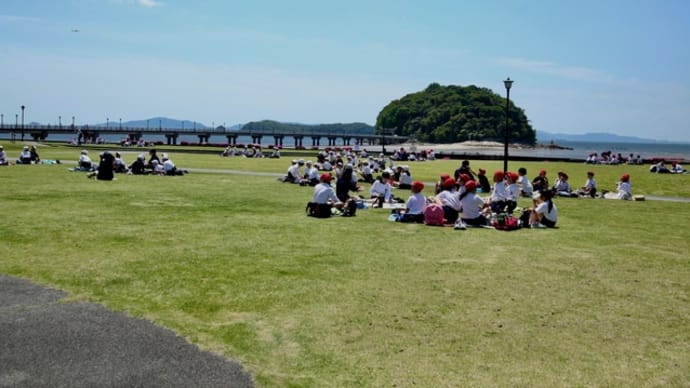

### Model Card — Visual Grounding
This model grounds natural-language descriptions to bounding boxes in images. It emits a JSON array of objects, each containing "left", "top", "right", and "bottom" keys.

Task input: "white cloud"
[
  {"left": 496, "top": 57, "right": 615, "bottom": 84},
  {"left": 137, "top": 0, "right": 163, "bottom": 7},
  {"left": 0, "top": 14, "right": 45, "bottom": 23}
]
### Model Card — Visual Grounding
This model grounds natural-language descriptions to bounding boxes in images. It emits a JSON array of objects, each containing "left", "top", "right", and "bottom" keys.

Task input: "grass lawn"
[{"left": 1, "top": 143, "right": 689, "bottom": 386}]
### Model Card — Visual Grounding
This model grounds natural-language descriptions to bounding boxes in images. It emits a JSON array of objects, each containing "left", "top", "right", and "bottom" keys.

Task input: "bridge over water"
[{"left": 0, "top": 124, "right": 407, "bottom": 148}]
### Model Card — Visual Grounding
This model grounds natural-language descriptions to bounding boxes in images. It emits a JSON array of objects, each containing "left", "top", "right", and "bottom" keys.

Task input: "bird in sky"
[{"left": 71, "top": 28, "right": 80, "bottom": 32}]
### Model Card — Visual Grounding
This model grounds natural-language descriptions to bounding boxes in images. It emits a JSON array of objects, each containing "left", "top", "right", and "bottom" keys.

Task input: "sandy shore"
[{"left": 394, "top": 140, "right": 517, "bottom": 151}]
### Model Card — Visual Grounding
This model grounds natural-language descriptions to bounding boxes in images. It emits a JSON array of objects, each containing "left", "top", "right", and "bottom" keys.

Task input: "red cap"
[
  {"left": 620, "top": 174, "right": 630, "bottom": 182},
  {"left": 507, "top": 172, "right": 519, "bottom": 182},
  {"left": 440, "top": 173, "right": 451, "bottom": 180},
  {"left": 539, "top": 169, "right": 547, "bottom": 175},
  {"left": 443, "top": 178, "right": 456, "bottom": 189},
  {"left": 320, "top": 173, "right": 332, "bottom": 183},
  {"left": 493, "top": 170, "right": 505, "bottom": 181},
  {"left": 465, "top": 180, "right": 477, "bottom": 192},
  {"left": 459, "top": 173, "right": 471, "bottom": 182},
  {"left": 412, "top": 181, "right": 425, "bottom": 192}
]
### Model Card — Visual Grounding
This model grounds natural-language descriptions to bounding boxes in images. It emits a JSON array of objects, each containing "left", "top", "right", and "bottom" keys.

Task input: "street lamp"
[
  {"left": 147, "top": 119, "right": 150, "bottom": 130},
  {"left": 59, "top": 115, "right": 62, "bottom": 128},
  {"left": 503, "top": 77, "right": 514, "bottom": 173},
  {"left": 119, "top": 118, "right": 122, "bottom": 130},
  {"left": 20, "top": 105, "right": 25, "bottom": 141},
  {"left": 159, "top": 119, "right": 162, "bottom": 130},
  {"left": 72, "top": 116, "right": 75, "bottom": 128},
  {"left": 107, "top": 118, "right": 109, "bottom": 129}
]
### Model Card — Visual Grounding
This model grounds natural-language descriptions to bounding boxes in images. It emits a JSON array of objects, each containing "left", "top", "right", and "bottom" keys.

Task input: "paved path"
[{"left": 0, "top": 275, "right": 253, "bottom": 388}]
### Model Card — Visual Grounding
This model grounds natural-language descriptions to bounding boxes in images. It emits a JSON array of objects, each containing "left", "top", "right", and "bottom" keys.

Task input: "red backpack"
[{"left": 424, "top": 204, "right": 445, "bottom": 226}]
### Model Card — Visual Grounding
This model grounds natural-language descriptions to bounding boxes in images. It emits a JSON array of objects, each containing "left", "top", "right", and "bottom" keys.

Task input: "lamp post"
[
  {"left": 1, "top": 113, "right": 3, "bottom": 128},
  {"left": 106, "top": 118, "right": 109, "bottom": 129},
  {"left": 72, "top": 116, "right": 75, "bottom": 128},
  {"left": 20, "top": 105, "right": 25, "bottom": 141},
  {"left": 147, "top": 119, "right": 150, "bottom": 130},
  {"left": 159, "top": 119, "right": 162, "bottom": 130},
  {"left": 119, "top": 118, "right": 122, "bottom": 130},
  {"left": 503, "top": 77, "right": 514, "bottom": 173},
  {"left": 59, "top": 115, "right": 62, "bottom": 128}
]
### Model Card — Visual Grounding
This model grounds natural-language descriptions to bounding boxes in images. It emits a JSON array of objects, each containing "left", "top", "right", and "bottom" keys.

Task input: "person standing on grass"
[{"left": 529, "top": 189, "right": 558, "bottom": 228}]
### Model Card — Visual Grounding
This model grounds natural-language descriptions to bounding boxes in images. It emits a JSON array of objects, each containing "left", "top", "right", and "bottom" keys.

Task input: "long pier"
[{"left": 0, "top": 124, "right": 407, "bottom": 148}]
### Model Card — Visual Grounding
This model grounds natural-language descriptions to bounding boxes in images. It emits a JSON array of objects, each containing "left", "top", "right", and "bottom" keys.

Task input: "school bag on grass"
[
  {"left": 306, "top": 202, "right": 332, "bottom": 218},
  {"left": 492, "top": 213, "right": 520, "bottom": 231},
  {"left": 424, "top": 203, "right": 445, "bottom": 226}
]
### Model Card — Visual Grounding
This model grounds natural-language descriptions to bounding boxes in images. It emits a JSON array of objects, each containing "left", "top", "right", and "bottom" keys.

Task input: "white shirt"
[
  {"left": 584, "top": 177, "right": 596, "bottom": 189},
  {"left": 0, "top": 150, "right": 6, "bottom": 163},
  {"left": 370, "top": 180, "right": 392, "bottom": 201},
  {"left": 617, "top": 181, "right": 632, "bottom": 200},
  {"left": 287, "top": 164, "right": 301, "bottom": 179},
  {"left": 306, "top": 167, "right": 319, "bottom": 180},
  {"left": 79, "top": 154, "right": 92, "bottom": 164},
  {"left": 313, "top": 183, "right": 339, "bottom": 204},
  {"left": 490, "top": 181, "right": 507, "bottom": 202},
  {"left": 399, "top": 172, "right": 412, "bottom": 186},
  {"left": 506, "top": 182, "right": 519, "bottom": 201},
  {"left": 536, "top": 200, "right": 558, "bottom": 223},
  {"left": 163, "top": 159, "right": 175, "bottom": 172},
  {"left": 519, "top": 175, "right": 533, "bottom": 195},
  {"left": 460, "top": 193, "right": 485, "bottom": 219},
  {"left": 405, "top": 192, "right": 426, "bottom": 215},
  {"left": 436, "top": 190, "right": 462, "bottom": 211}
]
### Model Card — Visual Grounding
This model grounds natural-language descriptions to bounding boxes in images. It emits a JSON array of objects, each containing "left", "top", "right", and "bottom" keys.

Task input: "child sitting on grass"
[
  {"left": 396, "top": 181, "right": 426, "bottom": 223},
  {"left": 457, "top": 181, "right": 488, "bottom": 228},
  {"left": 529, "top": 189, "right": 558, "bottom": 228}
]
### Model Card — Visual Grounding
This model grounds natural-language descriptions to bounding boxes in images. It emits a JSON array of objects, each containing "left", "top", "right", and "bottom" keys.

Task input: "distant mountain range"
[{"left": 537, "top": 131, "right": 678, "bottom": 144}]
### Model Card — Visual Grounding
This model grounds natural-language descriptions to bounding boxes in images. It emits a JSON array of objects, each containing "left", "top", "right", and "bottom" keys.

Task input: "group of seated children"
[
  {"left": 649, "top": 160, "right": 685, "bottom": 174},
  {"left": 70, "top": 148, "right": 186, "bottom": 178}
]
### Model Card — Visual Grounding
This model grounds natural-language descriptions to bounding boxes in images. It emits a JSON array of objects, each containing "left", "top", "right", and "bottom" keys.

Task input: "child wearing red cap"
[
  {"left": 397, "top": 181, "right": 426, "bottom": 223},
  {"left": 532, "top": 169, "right": 549, "bottom": 192},
  {"left": 308, "top": 173, "right": 344, "bottom": 217},
  {"left": 477, "top": 168, "right": 491, "bottom": 193},
  {"left": 505, "top": 172, "right": 519, "bottom": 214},
  {"left": 433, "top": 178, "right": 461, "bottom": 224},
  {"left": 604, "top": 174, "right": 632, "bottom": 200},
  {"left": 435, "top": 173, "right": 452, "bottom": 195},
  {"left": 488, "top": 170, "right": 508, "bottom": 213},
  {"left": 458, "top": 181, "right": 488, "bottom": 228}
]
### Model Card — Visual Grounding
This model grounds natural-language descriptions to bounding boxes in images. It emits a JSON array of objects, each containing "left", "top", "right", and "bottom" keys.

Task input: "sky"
[{"left": 1, "top": 0, "right": 690, "bottom": 142}]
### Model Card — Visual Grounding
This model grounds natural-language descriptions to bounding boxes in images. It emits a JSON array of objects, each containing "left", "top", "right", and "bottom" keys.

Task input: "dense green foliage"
[
  {"left": 241, "top": 120, "right": 374, "bottom": 135},
  {"left": 376, "top": 83, "right": 536, "bottom": 145}
]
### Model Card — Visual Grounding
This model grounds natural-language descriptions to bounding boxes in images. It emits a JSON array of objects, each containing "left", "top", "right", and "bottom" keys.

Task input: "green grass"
[{"left": 1, "top": 143, "right": 689, "bottom": 387}]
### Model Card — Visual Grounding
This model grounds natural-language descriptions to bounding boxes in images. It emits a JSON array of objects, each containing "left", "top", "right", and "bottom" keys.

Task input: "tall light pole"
[
  {"left": 20, "top": 105, "right": 25, "bottom": 141},
  {"left": 107, "top": 117, "right": 109, "bottom": 129},
  {"left": 147, "top": 119, "right": 150, "bottom": 130},
  {"left": 72, "top": 116, "right": 75, "bottom": 128},
  {"left": 503, "top": 77, "right": 513, "bottom": 173},
  {"left": 59, "top": 115, "right": 62, "bottom": 128},
  {"left": 1, "top": 113, "right": 3, "bottom": 128},
  {"left": 119, "top": 118, "right": 122, "bottom": 130}
]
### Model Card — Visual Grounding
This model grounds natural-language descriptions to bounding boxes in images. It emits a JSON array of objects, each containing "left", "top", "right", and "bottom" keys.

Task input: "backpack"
[
  {"left": 341, "top": 199, "right": 357, "bottom": 217},
  {"left": 424, "top": 204, "right": 445, "bottom": 226},
  {"left": 306, "top": 202, "right": 332, "bottom": 218},
  {"left": 492, "top": 213, "right": 521, "bottom": 231}
]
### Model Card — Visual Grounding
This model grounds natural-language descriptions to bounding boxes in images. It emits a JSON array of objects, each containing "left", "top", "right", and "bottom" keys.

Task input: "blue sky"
[{"left": 1, "top": 0, "right": 689, "bottom": 141}]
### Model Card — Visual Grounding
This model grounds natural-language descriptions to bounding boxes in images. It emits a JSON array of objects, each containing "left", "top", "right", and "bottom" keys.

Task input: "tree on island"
[{"left": 376, "top": 83, "right": 536, "bottom": 145}]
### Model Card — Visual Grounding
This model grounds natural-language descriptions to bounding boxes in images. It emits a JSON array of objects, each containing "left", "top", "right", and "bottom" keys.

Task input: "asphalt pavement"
[{"left": 0, "top": 275, "right": 253, "bottom": 388}]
